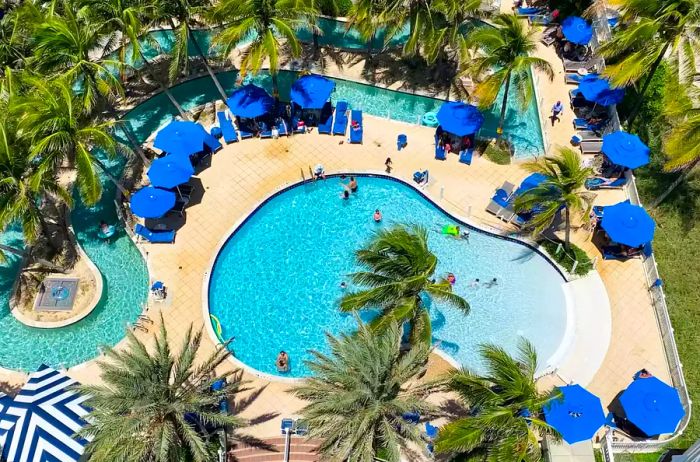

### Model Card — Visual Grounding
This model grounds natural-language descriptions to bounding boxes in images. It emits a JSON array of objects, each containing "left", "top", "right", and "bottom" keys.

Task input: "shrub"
[
  {"left": 484, "top": 142, "right": 511, "bottom": 165},
  {"left": 320, "top": 0, "right": 352, "bottom": 17},
  {"left": 539, "top": 239, "right": 593, "bottom": 276}
]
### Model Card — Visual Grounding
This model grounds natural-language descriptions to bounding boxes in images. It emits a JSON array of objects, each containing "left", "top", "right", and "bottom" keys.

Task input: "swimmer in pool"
[
  {"left": 485, "top": 278, "right": 498, "bottom": 288},
  {"left": 340, "top": 281, "right": 347, "bottom": 289},
  {"left": 276, "top": 351, "right": 289, "bottom": 372},
  {"left": 373, "top": 209, "right": 382, "bottom": 222},
  {"left": 348, "top": 176, "right": 358, "bottom": 192},
  {"left": 461, "top": 230, "right": 470, "bottom": 242},
  {"left": 447, "top": 273, "right": 456, "bottom": 285},
  {"left": 469, "top": 278, "right": 480, "bottom": 288},
  {"left": 340, "top": 189, "right": 350, "bottom": 200},
  {"left": 99, "top": 220, "right": 111, "bottom": 234}
]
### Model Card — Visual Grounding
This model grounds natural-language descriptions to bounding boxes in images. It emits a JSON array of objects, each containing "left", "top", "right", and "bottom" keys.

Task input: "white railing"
[{"left": 588, "top": 5, "right": 692, "bottom": 452}]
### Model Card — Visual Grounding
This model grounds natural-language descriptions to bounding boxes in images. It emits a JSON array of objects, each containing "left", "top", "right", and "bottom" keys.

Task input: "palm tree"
[
  {"left": 460, "top": 13, "right": 554, "bottom": 138},
  {"left": 30, "top": 1, "right": 124, "bottom": 114},
  {"left": 209, "top": 0, "right": 317, "bottom": 95},
  {"left": 79, "top": 317, "right": 246, "bottom": 462},
  {"left": 594, "top": 0, "right": 700, "bottom": 128},
  {"left": 340, "top": 225, "right": 469, "bottom": 347},
  {"left": 435, "top": 339, "right": 560, "bottom": 460},
  {"left": 150, "top": 0, "right": 228, "bottom": 101},
  {"left": 292, "top": 319, "right": 433, "bottom": 462},
  {"left": 514, "top": 147, "right": 593, "bottom": 249},
  {"left": 13, "top": 77, "right": 129, "bottom": 205},
  {"left": 347, "top": 0, "right": 393, "bottom": 57}
]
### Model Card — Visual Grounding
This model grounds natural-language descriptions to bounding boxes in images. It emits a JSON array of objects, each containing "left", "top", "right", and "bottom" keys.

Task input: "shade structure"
[
  {"left": 619, "top": 377, "right": 685, "bottom": 437},
  {"left": 436, "top": 102, "right": 484, "bottom": 137},
  {"left": 602, "top": 131, "right": 650, "bottom": 169},
  {"left": 0, "top": 365, "right": 91, "bottom": 462},
  {"left": 544, "top": 385, "right": 606, "bottom": 444},
  {"left": 578, "top": 75, "right": 625, "bottom": 106},
  {"left": 516, "top": 172, "right": 547, "bottom": 195},
  {"left": 130, "top": 186, "right": 176, "bottom": 218},
  {"left": 147, "top": 154, "right": 194, "bottom": 189},
  {"left": 154, "top": 120, "right": 208, "bottom": 155},
  {"left": 561, "top": 16, "right": 593, "bottom": 45},
  {"left": 227, "top": 84, "right": 275, "bottom": 118},
  {"left": 290, "top": 75, "right": 335, "bottom": 109},
  {"left": 600, "top": 201, "right": 655, "bottom": 247}
]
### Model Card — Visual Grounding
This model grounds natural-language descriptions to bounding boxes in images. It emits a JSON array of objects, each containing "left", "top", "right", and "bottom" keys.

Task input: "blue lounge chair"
[
  {"left": 333, "top": 101, "right": 349, "bottom": 136},
  {"left": 349, "top": 110, "right": 363, "bottom": 144},
  {"left": 402, "top": 412, "right": 420, "bottom": 424},
  {"left": 134, "top": 224, "right": 175, "bottom": 243},
  {"left": 585, "top": 176, "right": 627, "bottom": 190},
  {"left": 216, "top": 112, "right": 238, "bottom": 143},
  {"left": 281, "top": 418, "right": 294, "bottom": 435},
  {"left": 397, "top": 134, "right": 408, "bottom": 150},
  {"left": 277, "top": 119, "right": 289, "bottom": 136},
  {"left": 291, "top": 116, "right": 306, "bottom": 134},
  {"left": 530, "top": 15, "right": 551, "bottom": 25},
  {"left": 517, "top": 6, "right": 545, "bottom": 15},
  {"left": 435, "top": 144, "right": 446, "bottom": 160},
  {"left": 259, "top": 122, "right": 272, "bottom": 138},
  {"left": 459, "top": 148, "right": 474, "bottom": 165},
  {"left": 592, "top": 205, "right": 604, "bottom": 219},
  {"left": 573, "top": 117, "right": 607, "bottom": 131},
  {"left": 318, "top": 102, "right": 333, "bottom": 134}
]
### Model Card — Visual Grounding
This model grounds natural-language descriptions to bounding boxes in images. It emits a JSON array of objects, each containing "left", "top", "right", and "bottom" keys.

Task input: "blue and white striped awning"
[{"left": 0, "top": 365, "right": 91, "bottom": 462}]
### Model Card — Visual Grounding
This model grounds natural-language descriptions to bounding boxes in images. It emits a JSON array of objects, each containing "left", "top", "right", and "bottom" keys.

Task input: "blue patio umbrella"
[
  {"left": 602, "top": 131, "right": 650, "bottom": 169},
  {"left": 601, "top": 201, "right": 655, "bottom": 247},
  {"left": 227, "top": 84, "right": 275, "bottom": 118},
  {"left": 516, "top": 172, "right": 547, "bottom": 195},
  {"left": 544, "top": 385, "right": 606, "bottom": 444},
  {"left": 578, "top": 75, "right": 625, "bottom": 106},
  {"left": 619, "top": 377, "right": 685, "bottom": 437},
  {"left": 147, "top": 154, "right": 194, "bottom": 189},
  {"left": 130, "top": 186, "right": 176, "bottom": 218},
  {"left": 561, "top": 16, "right": 593, "bottom": 45},
  {"left": 290, "top": 75, "right": 335, "bottom": 109},
  {"left": 154, "top": 120, "right": 208, "bottom": 155},
  {"left": 436, "top": 102, "right": 484, "bottom": 137}
]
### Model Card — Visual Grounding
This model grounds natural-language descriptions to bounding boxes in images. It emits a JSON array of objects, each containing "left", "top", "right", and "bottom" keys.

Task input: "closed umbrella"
[
  {"left": 600, "top": 201, "right": 655, "bottom": 247},
  {"left": 619, "top": 376, "right": 685, "bottom": 437},
  {"left": 561, "top": 16, "right": 593, "bottom": 45},
  {"left": 130, "top": 186, "right": 176, "bottom": 218},
  {"left": 602, "top": 131, "right": 650, "bottom": 169},
  {"left": 147, "top": 154, "right": 194, "bottom": 189},
  {"left": 154, "top": 120, "right": 208, "bottom": 155},
  {"left": 227, "top": 84, "right": 275, "bottom": 118},
  {"left": 436, "top": 102, "right": 484, "bottom": 137},
  {"left": 544, "top": 384, "right": 606, "bottom": 444},
  {"left": 290, "top": 75, "right": 335, "bottom": 109}
]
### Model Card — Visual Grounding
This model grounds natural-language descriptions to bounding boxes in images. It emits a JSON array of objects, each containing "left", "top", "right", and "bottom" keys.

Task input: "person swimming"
[
  {"left": 340, "top": 189, "right": 350, "bottom": 200},
  {"left": 348, "top": 176, "right": 358, "bottom": 192},
  {"left": 99, "top": 221, "right": 111, "bottom": 233},
  {"left": 340, "top": 281, "right": 347, "bottom": 289},
  {"left": 485, "top": 278, "right": 498, "bottom": 288},
  {"left": 469, "top": 278, "right": 480, "bottom": 288},
  {"left": 373, "top": 209, "right": 382, "bottom": 222},
  {"left": 276, "top": 351, "right": 289, "bottom": 372},
  {"left": 447, "top": 273, "right": 456, "bottom": 285}
]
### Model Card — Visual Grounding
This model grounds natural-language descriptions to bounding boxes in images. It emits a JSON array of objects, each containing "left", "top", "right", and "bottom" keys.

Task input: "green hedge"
[{"left": 539, "top": 240, "right": 593, "bottom": 276}]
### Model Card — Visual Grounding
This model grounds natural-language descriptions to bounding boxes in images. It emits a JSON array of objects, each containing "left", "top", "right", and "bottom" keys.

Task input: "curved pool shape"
[{"left": 208, "top": 176, "right": 568, "bottom": 378}]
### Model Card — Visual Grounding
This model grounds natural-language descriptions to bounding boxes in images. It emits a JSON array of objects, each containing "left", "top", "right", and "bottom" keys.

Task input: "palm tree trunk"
[
  {"left": 120, "top": 124, "right": 150, "bottom": 165},
  {"left": 313, "top": 31, "right": 320, "bottom": 58},
  {"left": 497, "top": 72, "right": 512, "bottom": 140},
  {"left": 649, "top": 158, "right": 700, "bottom": 208},
  {"left": 564, "top": 206, "right": 571, "bottom": 250},
  {"left": 367, "top": 32, "right": 374, "bottom": 58},
  {"left": 185, "top": 23, "right": 228, "bottom": 101},
  {"left": 626, "top": 42, "right": 670, "bottom": 130},
  {"left": 271, "top": 72, "right": 279, "bottom": 98},
  {"left": 93, "top": 158, "right": 129, "bottom": 197},
  {"left": 138, "top": 49, "right": 189, "bottom": 120},
  {"left": 0, "top": 244, "right": 24, "bottom": 258}
]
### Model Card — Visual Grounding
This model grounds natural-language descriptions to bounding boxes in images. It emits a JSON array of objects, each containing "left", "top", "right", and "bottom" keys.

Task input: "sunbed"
[
  {"left": 529, "top": 15, "right": 551, "bottom": 25},
  {"left": 277, "top": 119, "right": 289, "bottom": 136},
  {"left": 459, "top": 148, "right": 474, "bottom": 165},
  {"left": 291, "top": 116, "right": 306, "bottom": 134},
  {"left": 580, "top": 139, "right": 603, "bottom": 154},
  {"left": 168, "top": 200, "right": 187, "bottom": 217},
  {"left": 134, "top": 224, "right": 175, "bottom": 243},
  {"left": 318, "top": 102, "right": 333, "bottom": 134},
  {"left": 516, "top": 6, "right": 545, "bottom": 16},
  {"left": 349, "top": 110, "right": 363, "bottom": 144},
  {"left": 203, "top": 131, "right": 222, "bottom": 153},
  {"left": 259, "top": 122, "right": 272, "bottom": 138},
  {"left": 333, "top": 101, "right": 349, "bottom": 136},
  {"left": 216, "top": 111, "right": 238, "bottom": 143},
  {"left": 563, "top": 58, "right": 601, "bottom": 73},
  {"left": 573, "top": 117, "right": 607, "bottom": 131},
  {"left": 238, "top": 120, "right": 255, "bottom": 139},
  {"left": 434, "top": 135, "right": 446, "bottom": 160},
  {"left": 585, "top": 176, "right": 627, "bottom": 190}
]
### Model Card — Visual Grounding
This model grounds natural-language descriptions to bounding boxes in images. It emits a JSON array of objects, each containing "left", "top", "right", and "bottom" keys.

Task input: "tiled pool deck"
[{"left": 0, "top": 23, "right": 671, "bottom": 444}]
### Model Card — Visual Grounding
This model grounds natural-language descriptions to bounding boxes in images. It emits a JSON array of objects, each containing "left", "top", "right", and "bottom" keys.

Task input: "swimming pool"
[{"left": 208, "top": 176, "right": 568, "bottom": 378}]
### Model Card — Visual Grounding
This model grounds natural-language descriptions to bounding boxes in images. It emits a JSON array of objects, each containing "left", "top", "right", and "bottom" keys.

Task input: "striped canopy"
[{"left": 0, "top": 365, "right": 91, "bottom": 462}]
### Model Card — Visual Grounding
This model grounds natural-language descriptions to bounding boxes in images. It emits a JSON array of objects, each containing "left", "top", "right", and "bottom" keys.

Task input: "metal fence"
[{"left": 587, "top": 5, "right": 692, "bottom": 460}]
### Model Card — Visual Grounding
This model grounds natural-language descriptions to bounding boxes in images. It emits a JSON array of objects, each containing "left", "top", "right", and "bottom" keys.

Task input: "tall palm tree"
[
  {"left": 13, "top": 77, "right": 129, "bottom": 205},
  {"left": 435, "top": 339, "right": 560, "bottom": 460},
  {"left": 514, "top": 147, "right": 593, "bottom": 249},
  {"left": 150, "top": 0, "right": 228, "bottom": 100},
  {"left": 340, "top": 225, "right": 469, "bottom": 347},
  {"left": 30, "top": 1, "right": 124, "bottom": 114},
  {"left": 460, "top": 13, "right": 554, "bottom": 138},
  {"left": 209, "top": 0, "right": 317, "bottom": 95},
  {"left": 79, "top": 318, "right": 246, "bottom": 462},
  {"left": 594, "top": 0, "right": 700, "bottom": 128},
  {"left": 292, "top": 319, "right": 433, "bottom": 462},
  {"left": 347, "top": 0, "right": 394, "bottom": 57}
]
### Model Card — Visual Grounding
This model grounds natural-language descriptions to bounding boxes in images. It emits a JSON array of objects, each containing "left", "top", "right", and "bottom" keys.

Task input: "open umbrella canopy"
[
  {"left": 578, "top": 75, "right": 625, "bottom": 106},
  {"left": 227, "top": 84, "right": 275, "bottom": 118},
  {"left": 290, "top": 75, "right": 335, "bottom": 109},
  {"left": 130, "top": 186, "right": 176, "bottom": 218},
  {"left": 436, "top": 102, "right": 484, "bottom": 137},
  {"left": 544, "top": 385, "right": 606, "bottom": 444},
  {"left": 147, "top": 154, "right": 194, "bottom": 189},
  {"left": 562, "top": 16, "right": 593, "bottom": 45},
  {"left": 516, "top": 172, "right": 548, "bottom": 195},
  {"left": 602, "top": 131, "right": 650, "bottom": 169},
  {"left": 154, "top": 120, "right": 208, "bottom": 155},
  {"left": 619, "top": 377, "right": 685, "bottom": 437},
  {"left": 601, "top": 201, "right": 655, "bottom": 247}
]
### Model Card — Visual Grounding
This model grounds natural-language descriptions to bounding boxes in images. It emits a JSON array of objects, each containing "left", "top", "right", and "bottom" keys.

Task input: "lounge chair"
[
  {"left": 291, "top": 116, "right": 306, "bottom": 134},
  {"left": 203, "top": 131, "right": 222, "bottom": 153},
  {"left": 435, "top": 136, "right": 446, "bottom": 160},
  {"left": 318, "top": 102, "right": 333, "bottom": 134},
  {"left": 167, "top": 200, "right": 187, "bottom": 217},
  {"left": 577, "top": 130, "right": 603, "bottom": 142},
  {"left": 563, "top": 58, "right": 601, "bottom": 73},
  {"left": 402, "top": 412, "right": 420, "bottom": 424},
  {"left": 238, "top": 120, "right": 255, "bottom": 139},
  {"left": 277, "top": 119, "right": 289, "bottom": 136},
  {"left": 516, "top": 6, "right": 545, "bottom": 16},
  {"left": 573, "top": 117, "right": 607, "bottom": 131},
  {"left": 216, "top": 111, "right": 238, "bottom": 143},
  {"left": 585, "top": 176, "right": 627, "bottom": 190},
  {"left": 333, "top": 101, "right": 349, "bottom": 136},
  {"left": 398, "top": 134, "right": 408, "bottom": 150},
  {"left": 529, "top": 15, "right": 551, "bottom": 25},
  {"left": 565, "top": 73, "right": 595, "bottom": 85},
  {"left": 349, "top": 110, "right": 363, "bottom": 144},
  {"left": 592, "top": 205, "right": 604, "bottom": 219},
  {"left": 580, "top": 139, "right": 603, "bottom": 154},
  {"left": 293, "top": 420, "right": 309, "bottom": 436},
  {"left": 134, "top": 224, "right": 175, "bottom": 243},
  {"left": 486, "top": 200, "right": 509, "bottom": 219},
  {"left": 281, "top": 418, "right": 294, "bottom": 435},
  {"left": 459, "top": 148, "right": 474, "bottom": 165},
  {"left": 259, "top": 122, "right": 272, "bottom": 138}
]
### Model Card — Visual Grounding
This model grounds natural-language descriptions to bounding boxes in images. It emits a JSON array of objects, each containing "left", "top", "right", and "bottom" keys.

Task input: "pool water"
[{"left": 208, "top": 176, "right": 567, "bottom": 378}]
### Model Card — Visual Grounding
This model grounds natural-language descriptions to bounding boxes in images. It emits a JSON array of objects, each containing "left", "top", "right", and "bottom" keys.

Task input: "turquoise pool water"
[{"left": 208, "top": 176, "right": 567, "bottom": 378}]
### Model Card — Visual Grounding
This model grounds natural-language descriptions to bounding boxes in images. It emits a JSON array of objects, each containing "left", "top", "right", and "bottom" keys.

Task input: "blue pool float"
[{"left": 422, "top": 112, "right": 439, "bottom": 127}]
